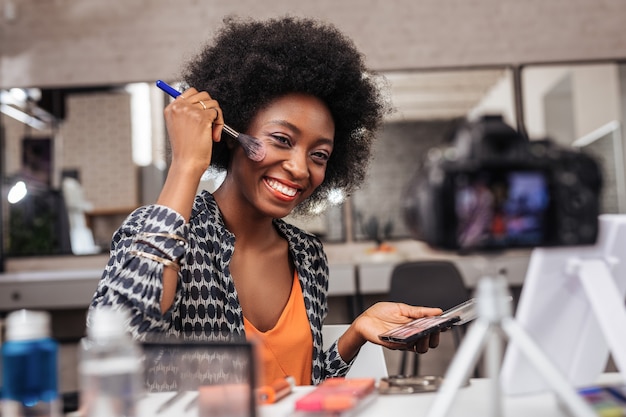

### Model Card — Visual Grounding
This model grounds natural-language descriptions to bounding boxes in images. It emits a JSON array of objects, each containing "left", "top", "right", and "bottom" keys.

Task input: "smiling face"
[{"left": 221, "top": 93, "right": 335, "bottom": 220}]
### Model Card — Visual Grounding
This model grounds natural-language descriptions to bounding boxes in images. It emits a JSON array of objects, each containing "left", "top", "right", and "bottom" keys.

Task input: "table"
[
  {"left": 0, "top": 250, "right": 531, "bottom": 312},
  {"left": 258, "top": 381, "right": 568, "bottom": 417},
  {"left": 0, "top": 268, "right": 103, "bottom": 310},
  {"left": 0, "top": 263, "right": 359, "bottom": 312},
  {"left": 140, "top": 374, "right": 624, "bottom": 417},
  {"left": 356, "top": 252, "right": 531, "bottom": 295}
]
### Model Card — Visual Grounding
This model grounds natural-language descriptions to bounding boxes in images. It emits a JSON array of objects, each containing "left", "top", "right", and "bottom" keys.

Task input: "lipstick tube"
[{"left": 256, "top": 376, "right": 295, "bottom": 405}]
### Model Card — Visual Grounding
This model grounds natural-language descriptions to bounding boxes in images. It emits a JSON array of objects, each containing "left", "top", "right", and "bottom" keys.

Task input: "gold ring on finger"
[{"left": 199, "top": 100, "right": 207, "bottom": 110}]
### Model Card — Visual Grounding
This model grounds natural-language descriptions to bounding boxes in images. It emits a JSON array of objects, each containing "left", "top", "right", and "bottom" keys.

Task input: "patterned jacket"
[{"left": 89, "top": 190, "right": 351, "bottom": 385}]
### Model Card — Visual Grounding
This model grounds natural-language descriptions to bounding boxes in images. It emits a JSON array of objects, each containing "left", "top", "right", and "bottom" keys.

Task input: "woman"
[{"left": 89, "top": 16, "right": 442, "bottom": 386}]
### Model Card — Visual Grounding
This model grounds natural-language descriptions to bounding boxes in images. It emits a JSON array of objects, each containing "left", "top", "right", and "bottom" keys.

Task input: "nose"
[{"left": 282, "top": 149, "right": 309, "bottom": 180}]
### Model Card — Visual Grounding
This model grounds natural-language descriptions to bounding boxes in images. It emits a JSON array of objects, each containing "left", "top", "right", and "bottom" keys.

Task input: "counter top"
[
  {"left": 139, "top": 374, "right": 621, "bottom": 417},
  {"left": 0, "top": 244, "right": 532, "bottom": 311}
]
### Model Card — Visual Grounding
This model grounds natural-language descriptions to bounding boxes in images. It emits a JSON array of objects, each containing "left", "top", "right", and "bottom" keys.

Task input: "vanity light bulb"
[{"left": 7, "top": 181, "right": 27, "bottom": 204}]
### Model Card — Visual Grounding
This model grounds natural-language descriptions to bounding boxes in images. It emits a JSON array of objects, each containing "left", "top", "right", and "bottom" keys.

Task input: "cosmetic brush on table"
[{"left": 156, "top": 80, "right": 266, "bottom": 162}]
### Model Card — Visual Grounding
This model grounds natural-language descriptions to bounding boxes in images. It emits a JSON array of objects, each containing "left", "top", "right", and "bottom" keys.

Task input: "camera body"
[{"left": 404, "top": 115, "right": 602, "bottom": 251}]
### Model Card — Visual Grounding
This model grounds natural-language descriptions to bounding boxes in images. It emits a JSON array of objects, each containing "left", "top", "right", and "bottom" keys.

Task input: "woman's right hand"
[
  {"left": 163, "top": 87, "right": 224, "bottom": 176},
  {"left": 157, "top": 88, "right": 224, "bottom": 223}
]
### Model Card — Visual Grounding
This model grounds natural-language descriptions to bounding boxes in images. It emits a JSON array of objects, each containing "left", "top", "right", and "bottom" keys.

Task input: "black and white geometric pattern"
[{"left": 89, "top": 191, "right": 351, "bottom": 385}]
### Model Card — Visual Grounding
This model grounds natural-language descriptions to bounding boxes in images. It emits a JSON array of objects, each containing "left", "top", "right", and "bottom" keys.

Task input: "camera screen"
[{"left": 454, "top": 170, "right": 550, "bottom": 249}]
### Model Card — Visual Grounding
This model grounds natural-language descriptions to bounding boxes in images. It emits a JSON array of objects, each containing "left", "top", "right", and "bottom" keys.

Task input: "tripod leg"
[
  {"left": 485, "top": 330, "right": 504, "bottom": 417},
  {"left": 426, "top": 319, "right": 491, "bottom": 417},
  {"left": 501, "top": 317, "right": 596, "bottom": 417}
]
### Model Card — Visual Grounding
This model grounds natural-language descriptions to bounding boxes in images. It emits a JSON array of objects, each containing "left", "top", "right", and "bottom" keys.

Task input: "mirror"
[
  {"left": 2, "top": 62, "right": 625, "bottom": 262},
  {"left": 351, "top": 67, "right": 516, "bottom": 243},
  {"left": 520, "top": 63, "right": 626, "bottom": 215},
  {"left": 0, "top": 83, "right": 168, "bottom": 257},
  {"left": 350, "top": 62, "right": 626, "bottom": 245}
]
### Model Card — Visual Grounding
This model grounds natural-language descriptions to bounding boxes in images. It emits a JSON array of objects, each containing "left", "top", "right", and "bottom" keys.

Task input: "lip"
[{"left": 263, "top": 177, "right": 302, "bottom": 202}]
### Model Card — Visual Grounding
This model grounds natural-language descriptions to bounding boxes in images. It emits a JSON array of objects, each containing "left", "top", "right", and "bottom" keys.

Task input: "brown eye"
[
  {"left": 311, "top": 150, "right": 330, "bottom": 163},
  {"left": 271, "top": 134, "right": 291, "bottom": 146}
]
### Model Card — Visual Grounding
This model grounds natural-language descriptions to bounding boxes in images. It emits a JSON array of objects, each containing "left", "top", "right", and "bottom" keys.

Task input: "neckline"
[{"left": 243, "top": 271, "right": 299, "bottom": 334}]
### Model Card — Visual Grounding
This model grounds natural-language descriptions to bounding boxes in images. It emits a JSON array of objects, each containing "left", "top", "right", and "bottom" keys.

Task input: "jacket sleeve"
[
  {"left": 88, "top": 204, "right": 189, "bottom": 340},
  {"left": 323, "top": 341, "right": 354, "bottom": 378}
]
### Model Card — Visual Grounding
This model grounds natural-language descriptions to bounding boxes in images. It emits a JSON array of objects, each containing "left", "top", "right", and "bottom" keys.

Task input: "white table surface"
[
  {"left": 0, "top": 264, "right": 357, "bottom": 311},
  {"left": 139, "top": 374, "right": 624, "bottom": 417},
  {"left": 0, "top": 268, "right": 103, "bottom": 310},
  {"left": 258, "top": 381, "right": 565, "bottom": 417}
]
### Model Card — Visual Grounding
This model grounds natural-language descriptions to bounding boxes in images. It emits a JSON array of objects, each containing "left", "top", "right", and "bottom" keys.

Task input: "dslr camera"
[{"left": 403, "top": 115, "right": 602, "bottom": 252}]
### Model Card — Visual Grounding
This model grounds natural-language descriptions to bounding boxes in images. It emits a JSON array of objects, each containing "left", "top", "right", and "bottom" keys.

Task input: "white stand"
[
  {"left": 570, "top": 258, "right": 626, "bottom": 383},
  {"left": 425, "top": 274, "right": 597, "bottom": 417}
]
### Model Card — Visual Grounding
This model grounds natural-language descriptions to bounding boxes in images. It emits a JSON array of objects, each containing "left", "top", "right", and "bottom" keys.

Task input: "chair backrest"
[
  {"left": 322, "top": 324, "right": 389, "bottom": 379},
  {"left": 387, "top": 260, "right": 469, "bottom": 311},
  {"left": 387, "top": 260, "right": 471, "bottom": 376}
]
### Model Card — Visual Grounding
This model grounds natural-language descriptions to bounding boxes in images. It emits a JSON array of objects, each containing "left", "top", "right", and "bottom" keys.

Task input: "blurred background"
[{"left": 1, "top": 0, "right": 626, "bottom": 391}]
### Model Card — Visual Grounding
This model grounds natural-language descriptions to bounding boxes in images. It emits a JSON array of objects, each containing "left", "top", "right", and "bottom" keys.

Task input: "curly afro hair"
[{"left": 181, "top": 16, "right": 388, "bottom": 214}]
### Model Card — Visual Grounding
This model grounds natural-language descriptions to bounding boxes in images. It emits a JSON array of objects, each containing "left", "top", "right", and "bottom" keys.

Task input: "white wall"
[
  {"left": 573, "top": 65, "right": 622, "bottom": 139},
  {"left": 470, "top": 64, "right": 623, "bottom": 144},
  {"left": 525, "top": 64, "right": 621, "bottom": 143},
  {"left": 523, "top": 67, "right": 571, "bottom": 140},
  {"left": 468, "top": 71, "right": 516, "bottom": 128}
]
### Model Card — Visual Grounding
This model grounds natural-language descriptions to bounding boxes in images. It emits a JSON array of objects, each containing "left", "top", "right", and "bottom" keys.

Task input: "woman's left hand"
[{"left": 339, "top": 302, "right": 443, "bottom": 361}]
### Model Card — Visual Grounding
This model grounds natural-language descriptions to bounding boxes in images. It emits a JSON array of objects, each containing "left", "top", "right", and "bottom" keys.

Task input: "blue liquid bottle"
[{"left": 1, "top": 310, "right": 60, "bottom": 417}]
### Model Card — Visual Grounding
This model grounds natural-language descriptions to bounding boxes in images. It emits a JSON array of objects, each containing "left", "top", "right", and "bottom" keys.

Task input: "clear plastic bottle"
[
  {"left": 1, "top": 309, "right": 60, "bottom": 417},
  {"left": 79, "top": 307, "right": 143, "bottom": 417}
]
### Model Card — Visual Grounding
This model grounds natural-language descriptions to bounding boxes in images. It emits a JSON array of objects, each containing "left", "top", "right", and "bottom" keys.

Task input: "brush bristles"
[{"left": 237, "top": 133, "right": 266, "bottom": 162}]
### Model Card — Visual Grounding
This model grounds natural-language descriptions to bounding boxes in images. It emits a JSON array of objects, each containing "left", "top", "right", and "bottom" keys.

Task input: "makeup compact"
[
  {"left": 378, "top": 298, "right": 477, "bottom": 346},
  {"left": 378, "top": 375, "right": 445, "bottom": 395}
]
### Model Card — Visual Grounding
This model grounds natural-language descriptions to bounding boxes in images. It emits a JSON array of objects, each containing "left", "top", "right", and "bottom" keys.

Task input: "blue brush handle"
[
  {"left": 156, "top": 78, "right": 233, "bottom": 137},
  {"left": 156, "top": 79, "right": 264, "bottom": 161},
  {"left": 156, "top": 80, "right": 182, "bottom": 98}
]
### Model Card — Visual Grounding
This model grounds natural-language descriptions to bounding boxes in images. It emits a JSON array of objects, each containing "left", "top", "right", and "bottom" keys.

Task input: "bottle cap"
[
  {"left": 6, "top": 309, "right": 51, "bottom": 341},
  {"left": 88, "top": 307, "right": 131, "bottom": 341}
]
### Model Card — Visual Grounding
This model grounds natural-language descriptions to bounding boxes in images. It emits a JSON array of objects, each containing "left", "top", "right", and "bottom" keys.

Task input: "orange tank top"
[{"left": 243, "top": 271, "right": 313, "bottom": 386}]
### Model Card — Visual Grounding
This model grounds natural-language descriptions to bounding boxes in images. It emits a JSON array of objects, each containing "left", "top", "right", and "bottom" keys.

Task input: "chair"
[
  {"left": 387, "top": 260, "right": 470, "bottom": 376},
  {"left": 322, "top": 324, "right": 389, "bottom": 379}
]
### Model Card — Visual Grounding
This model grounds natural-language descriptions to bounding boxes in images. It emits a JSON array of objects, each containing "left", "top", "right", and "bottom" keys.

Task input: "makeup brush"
[{"left": 156, "top": 80, "right": 266, "bottom": 162}]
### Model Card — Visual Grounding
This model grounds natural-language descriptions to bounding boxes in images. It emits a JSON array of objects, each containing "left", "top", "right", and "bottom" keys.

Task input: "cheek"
[{"left": 310, "top": 165, "right": 327, "bottom": 188}]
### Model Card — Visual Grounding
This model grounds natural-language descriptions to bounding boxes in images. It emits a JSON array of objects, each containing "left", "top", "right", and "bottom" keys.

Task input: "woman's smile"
[{"left": 264, "top": 177, "right": 300, "bottom": 200}]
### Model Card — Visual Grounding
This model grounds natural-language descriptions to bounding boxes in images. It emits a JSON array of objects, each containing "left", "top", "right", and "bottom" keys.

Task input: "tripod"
[{"left": 425, "top": 273, "right": 596, "bottom": 417}]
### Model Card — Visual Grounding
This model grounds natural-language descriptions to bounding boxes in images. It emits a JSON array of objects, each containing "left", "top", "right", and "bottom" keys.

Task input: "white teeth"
[{"left": 267, "top": 178, "right": 298, "bottom": 197}]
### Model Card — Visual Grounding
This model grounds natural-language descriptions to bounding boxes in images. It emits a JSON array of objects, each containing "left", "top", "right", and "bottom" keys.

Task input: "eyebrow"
[{"left": 267, "top": 119, "right": 334, "bottom": 146}]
